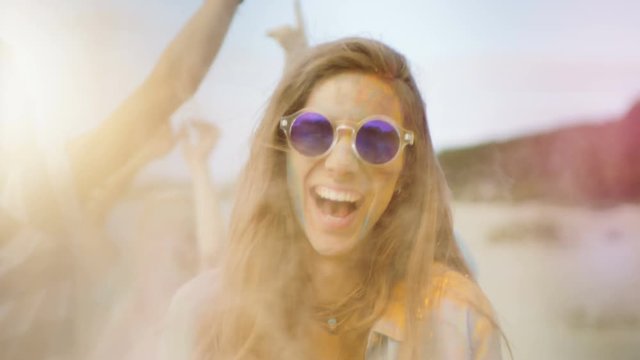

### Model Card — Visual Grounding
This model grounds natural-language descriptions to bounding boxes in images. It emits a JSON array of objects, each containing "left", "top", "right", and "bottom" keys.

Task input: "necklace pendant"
[{"left": 327, "top": 318, "right": 338, "bottom": 332}]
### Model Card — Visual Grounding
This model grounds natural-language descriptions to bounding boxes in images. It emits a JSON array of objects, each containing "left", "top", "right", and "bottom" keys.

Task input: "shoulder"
[
  {"left": 158, "top": 270, "right": 222, "bottom": 360},
  {"left": 427, "top": 264, "right": 493, "bottom": 314},
  {"left": 425, "top": 264, "right": 503, "bottom": 359}
]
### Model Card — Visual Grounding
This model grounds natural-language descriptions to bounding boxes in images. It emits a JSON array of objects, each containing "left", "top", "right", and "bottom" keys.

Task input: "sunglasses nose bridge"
[
  {"left": 324, "top": 126, "right": 359, "bottom": 175},
  {"left": 333, "top": 124, "right": 358, "bottom": 156},
  {"left": 335, "top": 124, "right": 356, "bottom": 138}
]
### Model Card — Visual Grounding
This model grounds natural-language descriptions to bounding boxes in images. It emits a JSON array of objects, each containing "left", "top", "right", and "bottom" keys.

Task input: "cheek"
[
  {"left": 286, "top": 153, "right": 311, "bottom": 193},
  {"left": 375, "top": 154, "right": 404, "bottom": 187},
  {"left": 375, "top": 172, "right": 400, "bottom": 200},
  {"left": 369, "top": 166, "right": 403, "bottom": 214},
  {"left": 286, "top": 154, "right": 309, "bottom": 225}
]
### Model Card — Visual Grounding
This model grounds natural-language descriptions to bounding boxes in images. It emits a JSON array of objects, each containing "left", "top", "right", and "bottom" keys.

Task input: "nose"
[{"left": 324, "top": 130, "right": 359, "bottom": 177}]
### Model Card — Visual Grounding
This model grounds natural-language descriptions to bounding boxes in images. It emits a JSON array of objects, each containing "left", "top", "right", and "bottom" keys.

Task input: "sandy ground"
[{"left": 453, "top": 201, "right": 640, "bottom": 360}]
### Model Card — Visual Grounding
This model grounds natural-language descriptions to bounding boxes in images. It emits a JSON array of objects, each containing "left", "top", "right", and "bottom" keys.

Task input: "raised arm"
[
  {"left": 180, "top": 119, "right": 226, "bottom": 269},
  {"left": 67, "top": 0, "right": 240, "bottom": 202},
  {"left": 85, "top": 124, "right": 179, "bottom": 222}
]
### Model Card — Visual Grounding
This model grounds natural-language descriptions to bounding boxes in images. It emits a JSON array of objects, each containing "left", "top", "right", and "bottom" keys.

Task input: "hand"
[
  {"left": 266, "top": 0, "right": 308, "bottom": 54},
  {"left": 180, "top": 119, "right": 220, "bottom": 170}
]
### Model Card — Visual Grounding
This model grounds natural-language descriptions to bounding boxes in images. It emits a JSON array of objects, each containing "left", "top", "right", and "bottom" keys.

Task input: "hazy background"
[
  {"left": 2, "top": 0, "right": 639, "bottom": 184},
  {"left": 1, "top": 1, "right": 639, "bottom": 359}
]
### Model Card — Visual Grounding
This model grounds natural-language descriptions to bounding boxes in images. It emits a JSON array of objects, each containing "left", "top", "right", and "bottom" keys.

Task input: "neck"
[{"left": 306, "top": 250, "right": 365, "bottom": 306}]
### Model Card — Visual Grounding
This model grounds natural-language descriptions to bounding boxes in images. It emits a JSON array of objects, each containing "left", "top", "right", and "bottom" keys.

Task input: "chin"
[{"left": 306, "top": 232, "right": 362, "bottom": 259}]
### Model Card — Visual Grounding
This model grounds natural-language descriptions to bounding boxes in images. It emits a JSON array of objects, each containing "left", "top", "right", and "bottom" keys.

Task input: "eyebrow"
[{"left": 297, "top": 108, "right": 401, "bottom": 125}]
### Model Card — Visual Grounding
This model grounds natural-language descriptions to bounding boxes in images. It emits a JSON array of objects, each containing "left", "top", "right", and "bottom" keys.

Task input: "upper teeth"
[{"left": 315, "top": 186, "right": 361, "bottom": 203}]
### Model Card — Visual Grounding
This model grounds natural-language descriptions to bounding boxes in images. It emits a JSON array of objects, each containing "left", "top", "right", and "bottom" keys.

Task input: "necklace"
[
  {"left": 314, "top": 312, "right": 349, "bottom": 333},
  {"left": 312, "top": 285, "right": 365, "bottom": 334}
]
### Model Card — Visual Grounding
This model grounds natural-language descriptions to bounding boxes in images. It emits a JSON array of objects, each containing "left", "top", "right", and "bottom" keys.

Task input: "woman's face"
[{"left": 286, "top": 72, "right": 405, "bottom": 259}]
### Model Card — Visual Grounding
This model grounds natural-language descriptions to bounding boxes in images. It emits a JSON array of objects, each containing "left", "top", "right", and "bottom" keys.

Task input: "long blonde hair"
[{"left": 197, "top": 37, "right": 472, "bottom": 359}]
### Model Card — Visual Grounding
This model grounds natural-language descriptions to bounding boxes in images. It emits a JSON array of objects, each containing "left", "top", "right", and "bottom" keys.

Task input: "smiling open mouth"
[{"left": 312, "top": 186, "right": 362, "bottom": 218}]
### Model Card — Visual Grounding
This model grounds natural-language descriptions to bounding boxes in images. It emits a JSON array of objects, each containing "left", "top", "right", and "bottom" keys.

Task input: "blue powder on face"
[{"left": 357, "top": 192, "right": 376, "bottom": 241}]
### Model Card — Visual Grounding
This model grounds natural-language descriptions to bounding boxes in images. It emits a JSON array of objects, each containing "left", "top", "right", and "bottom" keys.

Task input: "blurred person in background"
[
  {"left": 160, "top": 37, "right": 504, "bottom": 359},
  {"left": 0, "top": 0, "right": 240, "bottom": 359},
  {"left": 91, "top": 118, "right": 225, "bottom": 359}
]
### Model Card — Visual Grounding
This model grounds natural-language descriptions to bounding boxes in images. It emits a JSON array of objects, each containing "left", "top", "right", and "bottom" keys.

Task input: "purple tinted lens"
[
  {"left": 289, "top": 112, "right": 334, "bottom": 156},
  {"left": 355, "top": 119, "right": 400, "bottom": 164}
]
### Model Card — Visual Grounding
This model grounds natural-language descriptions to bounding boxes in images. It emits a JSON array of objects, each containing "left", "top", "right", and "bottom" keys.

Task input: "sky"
[{"left": 1, "top": 0, "right": 639, "bottom": 183}]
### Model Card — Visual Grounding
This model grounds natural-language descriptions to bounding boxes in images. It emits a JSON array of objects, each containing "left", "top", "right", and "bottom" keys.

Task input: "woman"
[{"left": 160, "top": 37, "right": 503, "bottom": 359}]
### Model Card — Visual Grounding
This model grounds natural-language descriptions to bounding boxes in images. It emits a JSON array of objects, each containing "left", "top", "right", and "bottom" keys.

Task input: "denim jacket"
[{"left": 364, "top": 265, "right": 502, "bottom": 359}]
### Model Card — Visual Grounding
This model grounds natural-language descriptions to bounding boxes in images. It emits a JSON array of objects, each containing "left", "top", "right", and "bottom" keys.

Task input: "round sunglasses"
[{"left": 280, "top": 110, "right": 414, "bottom": 165}]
